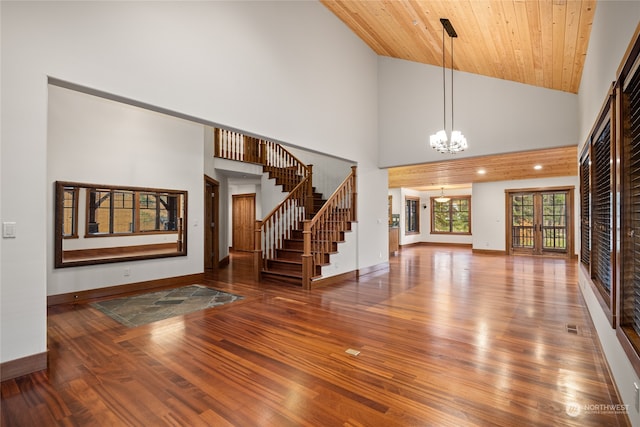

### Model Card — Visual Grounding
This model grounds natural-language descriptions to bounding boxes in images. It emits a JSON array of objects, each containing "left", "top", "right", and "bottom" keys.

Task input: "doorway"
[
  {"left": 232, "top": 193, "right": 256, "bottom": 252},
  {"left": 204, "top": 176, "right": 219, "bottom": 270},
  {"left": 506, "top": 187, "right": 574, "bottom": 257}
]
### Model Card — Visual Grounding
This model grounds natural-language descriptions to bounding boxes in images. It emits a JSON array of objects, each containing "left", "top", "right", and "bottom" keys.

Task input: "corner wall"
[
  {"left": 576, "top": 2, "right": 640, "bottom": 426},
  {"left": 1, "top": 1, "right": 381, "bottom": 366}
]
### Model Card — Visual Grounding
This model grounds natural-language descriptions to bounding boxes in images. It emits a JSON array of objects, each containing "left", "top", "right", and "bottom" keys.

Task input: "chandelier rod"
[
  {"left": 441, "top": 20, "right": 446, "bottom": 133},
  {"left": 450, "top": 30, "right": 454, "bottom": 133}
]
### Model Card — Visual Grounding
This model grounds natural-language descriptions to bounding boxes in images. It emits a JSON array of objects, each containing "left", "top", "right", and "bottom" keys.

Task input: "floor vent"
[{"left": 567, "top": 324, "right": 579, "bottom": 334}]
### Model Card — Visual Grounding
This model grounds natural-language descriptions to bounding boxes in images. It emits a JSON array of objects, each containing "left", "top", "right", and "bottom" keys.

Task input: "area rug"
[{"left": 91, "top": 285, "right": 243, "bottom": 327}]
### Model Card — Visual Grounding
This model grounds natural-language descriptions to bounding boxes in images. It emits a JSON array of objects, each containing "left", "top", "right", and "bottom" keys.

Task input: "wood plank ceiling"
[
  {"left": 321, "top": 0, "right": 596, "bottom": 93},
  {"left": 387, "top": 146, "right": 577, "bottom": 190},
  {"left": 321, "top": 0, "right": 595, "bottom": 189}
]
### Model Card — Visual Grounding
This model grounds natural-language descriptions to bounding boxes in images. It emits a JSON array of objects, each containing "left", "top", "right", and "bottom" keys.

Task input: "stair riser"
[{"left": 266, "top": 260, "right": 302, "bottom": 274}]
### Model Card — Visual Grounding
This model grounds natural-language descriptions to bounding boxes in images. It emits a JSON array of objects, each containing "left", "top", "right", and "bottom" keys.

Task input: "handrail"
[
  {"left": 214, "top": 128, "right": 310, "bottom": 183},
  {"left": 302, "top": 166, "right": 357, "bottom": 289}
]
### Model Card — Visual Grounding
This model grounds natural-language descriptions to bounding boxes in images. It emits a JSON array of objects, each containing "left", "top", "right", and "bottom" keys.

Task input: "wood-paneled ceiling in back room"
[{"left": 321, "top": 0, "right": 595, "bottom": 189}]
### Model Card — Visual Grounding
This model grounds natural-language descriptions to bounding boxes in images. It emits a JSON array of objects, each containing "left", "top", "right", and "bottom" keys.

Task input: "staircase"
[
  {"left": 214, "top": 128, "right": 356, "bottom": 289},
  {"left": 261, "top": 190, "right": 352, "bottom": 285}
]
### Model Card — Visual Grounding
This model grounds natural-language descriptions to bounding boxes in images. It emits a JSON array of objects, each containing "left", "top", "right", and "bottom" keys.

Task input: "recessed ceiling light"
[
  {"left": 534, "top": 164, "right": 543, "bottom": 170},
  {"left": 477, "top": 169, "right": 486, "bottom": 175}
]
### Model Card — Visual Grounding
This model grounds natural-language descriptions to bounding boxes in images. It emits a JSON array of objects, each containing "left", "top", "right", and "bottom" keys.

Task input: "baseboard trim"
[
  {"left": 357, "top": 261, "right": 390, "bottom": 277},
  {"left": 311, "top": 270, "right": 357, "bottom": 288},
  {"left": 219, "top": 255, "right": 230, "bottom": 268},
  {"left": 47, "top": 273, "right": 205, "bottom": 306},
  {"left": 472, "top": 248, "right": 508, "bottom": 256},
  {"left": 1, "top": 351, "right": 47, "bottom": 381},
  {"left": 401, "top": 242, "right": 473, "bottom": 249}
]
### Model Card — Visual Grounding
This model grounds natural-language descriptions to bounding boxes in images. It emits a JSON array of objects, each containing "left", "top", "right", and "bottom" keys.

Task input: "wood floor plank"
[{"left": 0, "top": 246, "right": 631, "bottom": 426}]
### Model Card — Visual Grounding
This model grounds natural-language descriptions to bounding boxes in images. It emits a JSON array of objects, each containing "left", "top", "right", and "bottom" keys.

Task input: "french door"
[{"left": 508, "top": 188, "right": 573, "bottom": 257}]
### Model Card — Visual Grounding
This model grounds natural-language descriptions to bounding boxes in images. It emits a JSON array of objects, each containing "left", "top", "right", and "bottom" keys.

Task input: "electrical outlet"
[{"left": 124, "top": 267, "right": 131, "bottom": 277}]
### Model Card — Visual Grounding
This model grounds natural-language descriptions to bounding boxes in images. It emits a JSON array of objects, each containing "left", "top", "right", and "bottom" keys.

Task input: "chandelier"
[
  {"left": 430, "top": 18, "right": 467, "bottom": 154},
  {"left": 434, "top": 187, "right": 450, "bottom": 203}
]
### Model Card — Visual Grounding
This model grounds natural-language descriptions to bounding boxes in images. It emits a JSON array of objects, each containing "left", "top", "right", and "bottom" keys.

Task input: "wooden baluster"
[
  {"left": 254, "top": 220, "right": 263, "bottom": 281},
  {"left": 306, "top": 165, "right": 314, "bottom": 216},
  {"left": 214, "top": 128, "right": 220, "bottom": 158}
]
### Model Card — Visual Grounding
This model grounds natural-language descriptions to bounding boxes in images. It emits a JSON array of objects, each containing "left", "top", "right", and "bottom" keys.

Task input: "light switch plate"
[{"left": 3, "top": 222, "right": 16, "bottom": 238}]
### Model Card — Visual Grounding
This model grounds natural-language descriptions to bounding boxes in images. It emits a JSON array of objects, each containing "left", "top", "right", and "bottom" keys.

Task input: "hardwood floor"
[{"left": 1, "top": 246, "right": 630, "bottom": 426}]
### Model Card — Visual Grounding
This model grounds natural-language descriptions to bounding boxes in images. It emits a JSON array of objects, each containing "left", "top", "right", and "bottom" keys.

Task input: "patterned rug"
[{"left": 91, "top": 285, "right": 243, "bottom": 327}]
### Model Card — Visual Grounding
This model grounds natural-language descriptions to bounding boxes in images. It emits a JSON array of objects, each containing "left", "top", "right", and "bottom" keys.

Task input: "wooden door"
[
  {"left": 508, "top": 188, "right": 573, "bottom": 257},
  {"left": 204, "top": 176, "right": 219, "bottom": 269},
  {"left": 232, "top": 193, "right": 255, "bottom": 252}
]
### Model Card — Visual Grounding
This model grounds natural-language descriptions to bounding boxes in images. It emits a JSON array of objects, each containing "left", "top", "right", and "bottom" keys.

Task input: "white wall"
[
  {"left": 47, "top": 85, "right": 204, "bottom": 296},
  {"left": 472, "top": 177, "right": 580, "bottom": 252},
  {"left": 285, "top": 145, "right": 355, "bottom": 199},
  {"left": 576, "top": 3, "right": 640, "bottom": 426},
  {"left": 1, "top": 1, "right": 382, "bottom": 366},
  {"left": 378, "top": 56, "right": 579, "bottom": 168}
]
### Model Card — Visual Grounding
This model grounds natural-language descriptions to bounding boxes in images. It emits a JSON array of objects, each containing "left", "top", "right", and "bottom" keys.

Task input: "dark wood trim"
[
  {"left": 504, "top": 186, "right": 575, "bottom": 259},
  {"left": 430, "top": 195, "right": 471, "bottom": 234},
  {"left": 47, "top": 273, "right": 205, "bottom": 306},
  {"left": 401, "top": 242, "right": 472, "bottom": 249},
  {"left": 204, "top": 175, "right": 220, "bottom": 270},
  {"left": 417, "top": 242, "right": 472, "bottom": 248},
  {"left": 356, "top": 261, "right": 390, "bottom": 277},
  {"left": 472, "top": 248, "right": 508, "bottom": 256},
  {"left": 0, "top": 351, "right": 47, "bottom": 381},
  {"left": 311, "top": 270, "right": 357, "bottom": 288},
  {"left": 63, "top": 242, "right": 178, "bottom": 261},
  {"left": 219, "top": 255, "right": 230, "bottom": 268}
]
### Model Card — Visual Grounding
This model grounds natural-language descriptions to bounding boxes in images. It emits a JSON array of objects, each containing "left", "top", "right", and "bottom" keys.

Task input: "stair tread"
[{"left": 268, "top": 259, "right": 302, "bottom": 266}]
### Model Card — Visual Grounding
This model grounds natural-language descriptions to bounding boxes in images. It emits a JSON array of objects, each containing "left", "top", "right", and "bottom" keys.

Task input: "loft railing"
[
  {"left": 302, "top": 166, "right": 357, "bottom": 289},
  {"left": 253, "top": 175, "right": 313, "bottom": 280},
  {"left": 214, "top": 128, "right": 309, "bottom": 191}
]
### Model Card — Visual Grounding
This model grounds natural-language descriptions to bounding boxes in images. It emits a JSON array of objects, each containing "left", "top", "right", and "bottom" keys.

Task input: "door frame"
[
  {"left": 204, "top": 175, "right": 219, "bottom": 269},
  {"left": 505, "top": 185, "right": 575, "bottom": 258}
]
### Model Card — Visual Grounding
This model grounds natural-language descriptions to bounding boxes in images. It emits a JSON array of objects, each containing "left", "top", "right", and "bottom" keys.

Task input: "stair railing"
[
  {"left": 302, "top": 166, "right": 357, "bottom": 289},
  {"left": 214, "top": 128, "right": 310, "bottom": 192},
  {"left": 254, "top": 174, "right": 313, "bottom": 280}
]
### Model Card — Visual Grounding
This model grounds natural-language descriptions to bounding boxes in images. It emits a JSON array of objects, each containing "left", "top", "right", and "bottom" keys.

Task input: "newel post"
[
  {"left": 253, "top": 220, "right": 263, "bottom": 282},
  {"left": 302, "top": 220, "right": 313, "bottom": 290},
  {"left": 306, "top": 164, "right": 314, "bottom": 215},
  {"left": 350, "top": 165, "right": 358, "bottom": 222}
]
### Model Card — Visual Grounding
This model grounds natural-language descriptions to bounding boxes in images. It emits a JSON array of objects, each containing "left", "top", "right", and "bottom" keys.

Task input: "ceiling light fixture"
[
  {"left": 430, "top": 18, "right": 467, "bottom": 155},
  {"left": 534, "top": 164, "right": 543, "bottom": 170},
  {"left": 434, "top": 187, "right": 450, "bottom": 203}
]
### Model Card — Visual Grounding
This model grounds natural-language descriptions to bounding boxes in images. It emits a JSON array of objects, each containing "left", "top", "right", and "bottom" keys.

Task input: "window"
[
  {"left": 580, "top": 152, "right": 591, "bottom": 267},
  {"left": 62, "top": 186, "right": 79, "bottom": 238},
  {"left": 55, "top": 181, "right": 187, "bottom": 268},
  {"left": 88, "top": 189, "right": 134, "bottom": 235},
  {"left": 405, "top": 197, "right": 420, "bottom": 234},
  {"left": 86, "top": 187, "right": 181, "bottom": 237},
  {"left": 431, "top": 196, "right": 471, "bottom": 234},
  {"left": 139, "top": 193, "right": 179, "bottom": 232},
  {"left": 619, "top": 35, "right": 640, "bottom": 369}
]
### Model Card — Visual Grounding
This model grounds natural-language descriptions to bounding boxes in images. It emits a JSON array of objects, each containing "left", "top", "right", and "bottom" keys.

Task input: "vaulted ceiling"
[
  {"left": 321, "top": 0, "right": 596, "bottom": 93},
  {"left": 321, "top": 1, "right": 594, "bottom": 189}
]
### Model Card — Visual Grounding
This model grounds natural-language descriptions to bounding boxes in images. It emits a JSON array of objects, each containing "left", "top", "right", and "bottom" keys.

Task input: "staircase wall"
[
  {"left": 319, "top": 222, "right": 358, "bottom": 279},
  {"left": 285, "top": 146, "right": 354, "bottom": 200}
]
